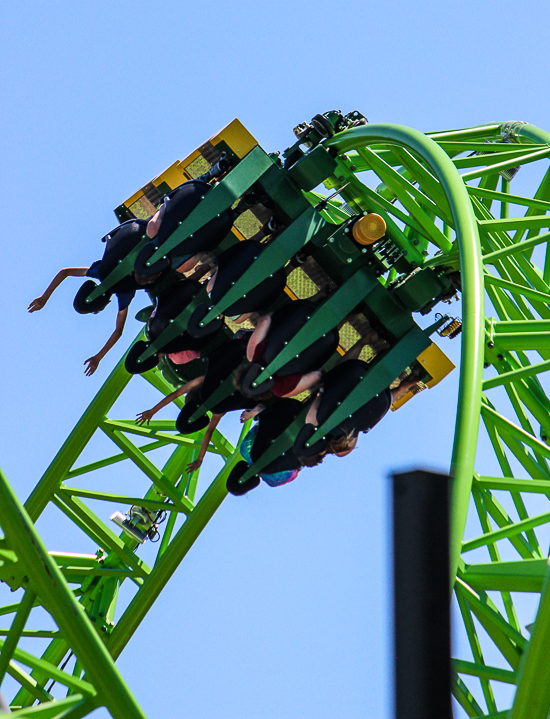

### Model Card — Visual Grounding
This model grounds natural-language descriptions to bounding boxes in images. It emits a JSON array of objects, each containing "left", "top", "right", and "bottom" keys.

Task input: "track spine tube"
[{"left": 327, "top": 124, "right": 485, "bottom": 585}]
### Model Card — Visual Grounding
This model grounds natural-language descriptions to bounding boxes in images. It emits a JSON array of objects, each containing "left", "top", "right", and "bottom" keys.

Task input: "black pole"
[{"left": 392, "top": 469, "right": 452, "bottom": 719}]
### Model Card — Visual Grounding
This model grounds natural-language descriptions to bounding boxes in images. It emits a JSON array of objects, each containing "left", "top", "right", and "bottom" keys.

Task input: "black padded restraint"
[
  {"left": 124, "top": 340, "right": 160, "bottom": 375},
  {"left": 147, "top": 279, "right": 214, "bottom": 353},
  {"left": 226, "top": 461, "right": 261, "bottom": 495},
  {"left": 294, "top": 360, "right": 392, "bottom": 456},
  {"left": 97, "top": 219, "right": 149, "bottom": 279},
  {"left": 261, "top": 300, "right": 339, "bottom": 376},
  {"left": 249, "top": 398, "right": 304, "bottom": 474},
  {"left": 200, "top": 337, "right": 249, "bottom": 399},
  {"left": 154, "top": 179, "right": 235, "bottom": 256},
  {"left": 210, "top": 240, "right": 287, "bottom": 316}
]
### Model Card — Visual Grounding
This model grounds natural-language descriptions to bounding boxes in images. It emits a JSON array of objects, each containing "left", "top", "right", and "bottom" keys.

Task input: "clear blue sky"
[{"left": 2, "top": 2, "right": 549, "bottom": 717}]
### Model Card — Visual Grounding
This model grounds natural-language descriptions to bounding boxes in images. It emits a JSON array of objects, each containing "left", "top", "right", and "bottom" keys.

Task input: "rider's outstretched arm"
[
  {"left": 84, "top": 308, "right": 129, "bottom": 376},
  {"left": 135, "top": 375, "right": 205, "bottom": 425},
  {"left": 28, "top": 267, "right": 89, "bottom": 312},
  {"left": 186, "top": 413, "right": 223, "bottom": 472}
]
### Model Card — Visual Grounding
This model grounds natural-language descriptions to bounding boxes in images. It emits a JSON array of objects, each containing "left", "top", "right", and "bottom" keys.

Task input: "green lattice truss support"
[
  {"left": 0, "top": 345, "right": 248, "bottom": 717},
  {"left": 321, "top": 121, "right": 550, "bottom": 719},
  {"left": 319, "top": 121, "right": 550, "bottom": 718}
]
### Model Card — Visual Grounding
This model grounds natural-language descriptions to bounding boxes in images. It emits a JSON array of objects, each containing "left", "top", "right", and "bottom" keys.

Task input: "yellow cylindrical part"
[{"left": 352, "top": 213, "right": 387, "bottom": 245}]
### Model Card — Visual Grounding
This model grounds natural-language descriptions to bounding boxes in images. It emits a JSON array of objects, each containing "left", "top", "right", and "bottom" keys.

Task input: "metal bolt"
[
  {"left": 488, "top": 342, "right": 495, "bottom": 349},
  {"left": 497, "top": 354, "right": 504, "bottom": 361},
  {"left": 347, "top": 258, "right": 352, "bottom": 263}
]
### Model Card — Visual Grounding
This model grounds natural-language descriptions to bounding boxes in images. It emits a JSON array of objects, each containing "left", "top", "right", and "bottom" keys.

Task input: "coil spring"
[
  {"left": 435, "top": 314, "right": 462, "bottom": 339},
  {"left": 409, "top": 381, "right": 427, "bottom": 395}
]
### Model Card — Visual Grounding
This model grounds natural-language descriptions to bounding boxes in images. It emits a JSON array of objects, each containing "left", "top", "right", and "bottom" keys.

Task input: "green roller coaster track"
[{"left": 3, "top": 115, "right": 550, "bottom": 717}]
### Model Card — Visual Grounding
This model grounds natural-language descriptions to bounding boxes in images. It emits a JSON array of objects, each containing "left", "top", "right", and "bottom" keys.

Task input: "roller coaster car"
[{"left": 112, "top": 115, "right": 456, "bottom": 431}]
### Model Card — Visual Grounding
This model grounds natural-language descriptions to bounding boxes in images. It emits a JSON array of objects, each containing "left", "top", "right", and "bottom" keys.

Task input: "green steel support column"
[
  {"left": 0, "top": 588, "right": 36, "bottom": 686},
  {"left": 25, "top": 353, "right": 133, "bottom": 522},
  {"left": 327, "top": 124, "right": 484, "bottom": 583},
  {"left": 105, "top": 424, "right": 249, "bottom": 660},
  {"left": 509, "top": 562, "right": 550, "bottom": 719},
  {"left": 501, "top": 120, "right": 550, "bottom": 719},
  {"left": 0, "top": 469, "right": 146, "bottom": 719}
]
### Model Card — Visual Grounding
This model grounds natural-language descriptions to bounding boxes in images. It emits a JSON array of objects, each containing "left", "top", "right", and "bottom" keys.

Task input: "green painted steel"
[
  {"left": 0, "top": 329, "right": 248, "bottom": 716},
  {"left": 5, "top": 115, "right": 550, "bottom": 717},
  {"left": 325, "top": 123, "right": 485, "bottom": 582},
  {"left": 319, "top": 119, "right": 550, "bottom": 717},
  {"left": 0, "top": 468, "right": 147, "bottom": 719}
]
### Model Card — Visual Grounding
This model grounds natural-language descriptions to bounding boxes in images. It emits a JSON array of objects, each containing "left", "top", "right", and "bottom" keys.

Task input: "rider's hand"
[
  {"left": 84, "top": 356, "right": 101, "bottom": 376},
  {"left": 136, "top": 410, "right": 154, "bottom": 426},
  {"left": 28, "top": 296, "right": 47, "bottom": 313},
  {"left": 186, "top": 459, "right": 202, "bottom": 473}
]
